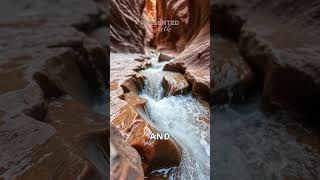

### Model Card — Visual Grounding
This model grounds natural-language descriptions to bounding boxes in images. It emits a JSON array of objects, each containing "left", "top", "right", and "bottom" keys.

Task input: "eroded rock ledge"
[{"left": 112, "top": 92, "right": 182, "bottom": 173}]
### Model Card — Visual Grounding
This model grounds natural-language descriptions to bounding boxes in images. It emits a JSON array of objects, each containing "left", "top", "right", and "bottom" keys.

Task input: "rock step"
[
  {"left": 111, "top": 92, "right": 182, "bottom": 173},
  {"left": 162, "top": 71, "right": 190, "bottom": 96},
  {"left": 212, "top": 35, "right": 254, "bottom": 104}
]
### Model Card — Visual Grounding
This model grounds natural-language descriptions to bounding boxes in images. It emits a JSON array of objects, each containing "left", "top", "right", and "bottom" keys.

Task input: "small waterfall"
[
  {"left": 140, "top": 65, "right": 165, "bottom": 100},
  {"left": 139, "top": 56, "right": 210, "bottom": 180}
]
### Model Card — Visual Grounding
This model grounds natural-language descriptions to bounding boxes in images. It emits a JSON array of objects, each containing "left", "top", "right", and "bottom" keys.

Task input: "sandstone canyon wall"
[
  {"left": 161, "top": 0, "right": 211, "bottom": 101},
  {"left": 110, "top": 0, "right": 148, "bottom": 53},
  {"left": 155, "top": 0, "right": 210, "bottom": 52}
]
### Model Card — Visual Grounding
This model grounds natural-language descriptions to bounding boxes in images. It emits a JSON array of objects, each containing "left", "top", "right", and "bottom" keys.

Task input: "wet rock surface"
[
  {"left": 110, "top": 52, "right": 183, "bottom": 176},
  {"left": 110, "top": 53, "right": 149, "bottom": 118},
  {"left": 155, "top": 0, "right": 210, "bottom": 102},
  {"left": 158, "top": 53, "right": 174, "bottom": 62},
  {"left": 112, "top": 92, "right": 182, "bottom": 173},
  {"left": 0, "top": 0, "right": 109, "bottom": 179},
  {"left": 163, "top": 21, "right": 210, "bottom": 102},
  {"left": 212, "top": 35, "right": 254, "bottom": 104},
  {"left": 110, "top": 126, "right": 144, "bottom": 180},
  {"left": 162, "top": 72, "right": 189, "bottom": 96},
  {"left": 240, "top": 21, "right": 320, "bottom": 119},
  {"left": 110, "top": 0, "right": 210, "bottom": 179}
]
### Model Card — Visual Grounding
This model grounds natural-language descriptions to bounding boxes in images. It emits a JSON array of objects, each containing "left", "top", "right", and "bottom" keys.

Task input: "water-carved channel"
[{"left": 139, "top": 52, "right": 210, "bottom": 179}]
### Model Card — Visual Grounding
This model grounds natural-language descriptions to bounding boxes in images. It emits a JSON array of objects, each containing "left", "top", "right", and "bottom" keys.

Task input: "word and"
[{"left": 150, "top": 132, "right": 170, "bottom": 140}]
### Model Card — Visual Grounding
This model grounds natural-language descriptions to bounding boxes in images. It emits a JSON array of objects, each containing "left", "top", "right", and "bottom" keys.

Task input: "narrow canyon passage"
[{"left": 110, "top": 0, "right": 210, "bottom": 179}]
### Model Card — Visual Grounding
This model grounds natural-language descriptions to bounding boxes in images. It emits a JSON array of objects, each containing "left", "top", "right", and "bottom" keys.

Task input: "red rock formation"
[
  {"left": 110, "top": 0, "right": 211, "bottom": 178},
  {"left": 110, "top": 0, "right": 148, "bottom": 53},
  {"left": 156, "top": 0, "right": 210, "bottom": 101},
  {"left": 158, "top": 52, "right": 174, "bottom": 62},
  {"left": 112, "top": 92, "right": 182, "bottom": 173},
  {"left": 111, "top": 126, "right": 144, "bottom": 180},
  {"left": 155, "top": 0, "right": 209, "bottom": 52},
  {"left": 162, "top": 72, "right": 190, "bottom": 96},
  {"left": 110, "top": 53, "right": 182, "bottom": 174},
  {"left": 163, "top": 21, "right": 210, "bottom": 101}
]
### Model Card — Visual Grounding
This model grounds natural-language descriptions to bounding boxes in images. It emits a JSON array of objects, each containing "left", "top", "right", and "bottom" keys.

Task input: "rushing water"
[
  {"left": 213, "top": 96, "right": 320, "bottom": 180},
  {"left": 139, "top": 54, "right": 210, "bottom": 180},
  {"left": 92, "top": 91, "right": 108, "bottom": 114}
]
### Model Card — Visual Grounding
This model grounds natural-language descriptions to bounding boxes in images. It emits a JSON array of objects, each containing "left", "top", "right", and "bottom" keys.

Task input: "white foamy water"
[
  {"left": 140, "top": 62, "right": 167, "bottom": 101},
  {"left": 139, "top": 58, "right": 210, "bottom": 180},
  {"left": 213, "top": 97, "right": 320, "bottom": 180}
]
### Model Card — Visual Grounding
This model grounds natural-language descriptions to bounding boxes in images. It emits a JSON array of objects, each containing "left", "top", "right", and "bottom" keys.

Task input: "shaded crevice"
[
  {"left": 22, "top": 101, "right": 48, "bottom": 122},
  {"left": 72, "top": 9, "right": 108, "bottom": 34},
  {"left": 47, "top": 40, "right": 107, "bottom": 96},
  {"left": 212, "top": 4, "right": 246, "bottom": 41},
  {"left": 80, "top": 129, "right": 110, "bottom": 179},
  {"left": 33, "top": 72, "right": 66, "bottom": 99},
  {"left": 120, "top": 74, "right": 145, "bottom": 94},
  {"left": 29, "top": 41, "right": 107, "bottom": 123}
]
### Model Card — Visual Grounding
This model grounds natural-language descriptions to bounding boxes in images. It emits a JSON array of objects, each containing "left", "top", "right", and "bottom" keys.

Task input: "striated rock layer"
[
  {"left": 110, "top": 0, "right": 148, "bottom": 53},
  {"left": 157, "top": 0, "right": 210, "bottom": 102},
  {"left": 155, "top": 0, "right": 209, "bottom": 52},
  {"left": 163, "top": 21, "right": 210, "bottom": 101}
]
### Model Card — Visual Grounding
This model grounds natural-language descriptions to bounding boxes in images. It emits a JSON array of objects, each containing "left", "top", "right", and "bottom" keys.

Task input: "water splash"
[
  {"left": 139, "top": 58, "right": 210, "bottom": 180},
  {"left": 139, "top": 58, "right": 167, "bottom": 100},
  {"left": 213, "top": 97, "right": 320, "bottom": 180}
]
